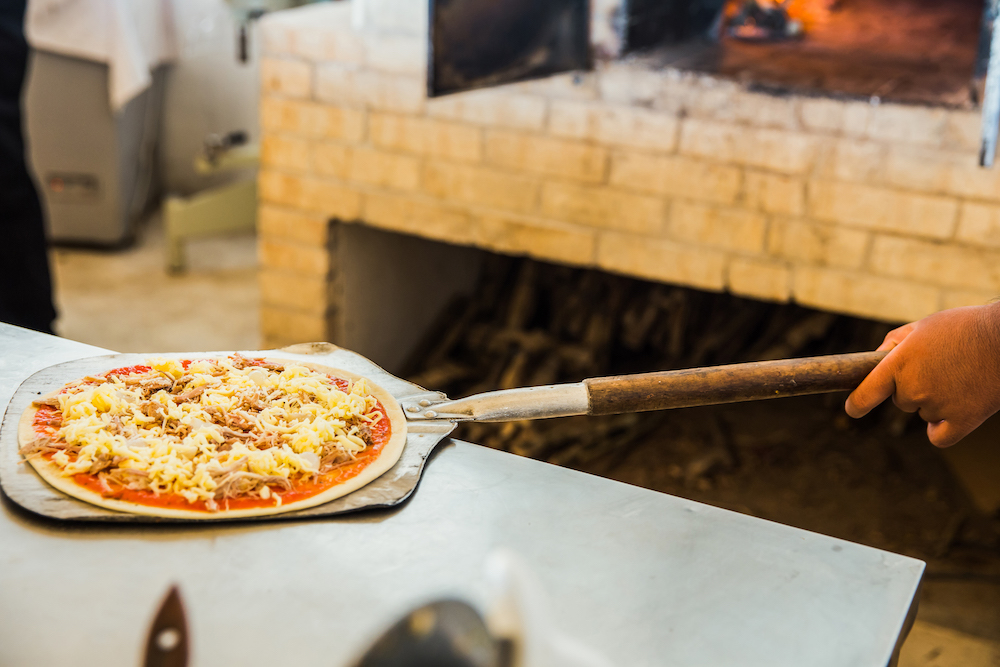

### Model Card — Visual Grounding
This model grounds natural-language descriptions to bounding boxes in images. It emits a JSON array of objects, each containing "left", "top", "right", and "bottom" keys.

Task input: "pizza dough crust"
[{"left": 18, "top": 359, "right": 408, "bottom": 520}]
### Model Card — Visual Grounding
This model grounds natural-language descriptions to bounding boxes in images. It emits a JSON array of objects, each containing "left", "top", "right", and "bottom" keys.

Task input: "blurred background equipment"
[
  {"left": 163, "top": 129, "right": 258, "bottom": 272},
  {"left": 22, "top": 0, "right": 311, "bottom": 247},
  {"left": 24, "top": 0, "right": 176, "bottom": 245},
  {"left": 429, "top": 0, "right": 590, "bottom": 96}
]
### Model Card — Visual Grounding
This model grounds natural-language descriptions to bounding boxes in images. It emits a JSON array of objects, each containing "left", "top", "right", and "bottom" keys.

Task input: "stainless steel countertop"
[{"left": 0, "top": 324, "right": 924, "bottom": 667}]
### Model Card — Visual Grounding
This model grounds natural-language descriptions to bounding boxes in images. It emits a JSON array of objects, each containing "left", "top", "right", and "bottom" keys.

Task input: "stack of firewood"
[{"left": 402, "top": 255, "right": 895, "bottom": 465}]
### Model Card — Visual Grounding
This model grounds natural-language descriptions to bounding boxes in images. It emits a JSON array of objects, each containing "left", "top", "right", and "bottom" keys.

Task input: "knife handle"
[{"left": 584, "top": 351, "right": 887, "bottom": 416}]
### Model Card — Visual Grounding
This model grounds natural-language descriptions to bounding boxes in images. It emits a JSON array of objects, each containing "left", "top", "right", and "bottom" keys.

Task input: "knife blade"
[{"left": 143, "top": 585, "right": 189, "bottom": 667}]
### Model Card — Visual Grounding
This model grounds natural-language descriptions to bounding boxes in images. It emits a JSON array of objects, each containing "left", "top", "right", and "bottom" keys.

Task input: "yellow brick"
[
  {"left": 938, "top": 155, "right": 1000, "bottom": 203},
  {"left": 958, "top": 202, "right": 1000, "bottom": 248},
  {"left": 945, "top": 111, "right": 981, "bottom": 152},
  {"left": 364, "top": 193, "right": 475, "bottom": 245},
  {"left": 258, "top": 170, "right": 300, "bottom": 208},
  {"left": 348, "top": 148, "right": 421, "bottom": 191},
  {"left": 742, "top": 171, "right": 804, "bottom": 215},
  {"left": 361, "top": 72, "right": 426, "bottom": 114},
  {"left": 597, "top": 62, "right": 665, "bottom": 106},
  {"left": 260, "top": 58, "right": 311, "bottom": 98},
  {"left": 427, "top": 88, "right": 546, "bottom": 130},
  {"left": 369, "top": 113, "right": 482, "bottom": 162},
  {"left": 728, "top": 257, "right": 790, "bottom": 302},
  {"left": 669, "top": 201, "right": 766, "bottom": 253},
  {"left": 679, "top": 119, "right": 820, "bottom": 174},
  {"left": 486, "top": 130, "right": 606, "bottom": 182},
  {"left": 807, "top": 181, "right": 958, "bottom": 239},
  {"left": 311, "top": 143, "right": 351, "bottom": 179},
  {"left": 315, "top": 67, "right": 424, "bottom": 113},
  {"left": 941, "top": 288, "right": 999, "bottom": 310},
  {"left": 314, "top": 64, "right": 365, "bottom": 107},
  {"left": 596, "top": 232, "right": 727, "bottom": 291},
  {"left": 294, "top": 24, "right": 365, "bottom": 64},
  {"left": 262, "top": 306, "right": 328, "bottom": 345},
  {"left": 723, "top": 90, "right": 800, "bottom": 131},
  {"left": 259, "top": 239, "right": 330, "bottom": 275},
  {"left": 477, "top": 213, "right": 596, "bottom": 266},
  {"left": 869, "top": 235, "right": 1000, "bottom": 292},
  {"left": 259, "top": 270, "right": 329, "bottom": 313},
  {"left": 824, "top": 139, "right": 886, "bottom": 184},
  {"left": 609, "top": 152, "right": 741, "bottom": 204},
  {"left": 423, "top": 162, "right": 539, "bottom": 213},
  {"left": 884, "top": 145, "right": 955, "bottom": 194},
  {"left": 799, "top": 98, "right": 871, "bottom": 136},
  {"left": 260, "top": 17, "right": 294, "bottom": 56},
  {"left": 540, "top": 182, "right": 665, "bottom": 234},
  {"left": 260, "top": 134, "right": 310, "bottom": 171},
  {"left": 257, "top": 205, "right": 330, "bottom": 245},
  {"left": 260, "top": 98, "right": 365, "bottom": 142},
  {"left": 867, "top": 104, "right": 947, "bottom": 147},
  {"left": 258, "top": 171, "right": 362, "bottom": 219},
  {"left": 301, "top": 178, "right": 362, "bottom": 219},
  {"left": 363, "top": 34, "right": 426, "bottom": 75},
  {"left": 548, "top": 101, "right": 678, "bottom": 152},
  {"left": 767, "top": 218, "right": 869, "bottom": 269},
  {"left": 658, "top": 74, "right": 739, "bottom": 121},
  {"left": 793, "top": 267, "right": 940, "bottom": 323}
]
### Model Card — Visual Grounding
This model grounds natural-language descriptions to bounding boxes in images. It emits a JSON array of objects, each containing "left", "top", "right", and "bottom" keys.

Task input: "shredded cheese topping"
[{"left": 22, "top": 356, "right": 384, "bottom": 510}]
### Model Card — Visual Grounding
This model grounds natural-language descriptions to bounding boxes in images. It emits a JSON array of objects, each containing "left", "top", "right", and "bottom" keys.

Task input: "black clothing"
[{"left": 0, "top": 0, "right": 56, "bottom": 334}]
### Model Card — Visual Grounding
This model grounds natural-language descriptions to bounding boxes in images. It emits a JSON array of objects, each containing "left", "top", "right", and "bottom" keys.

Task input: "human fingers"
[
  {"left": 877, "top": 323, "right": 916, "bottom": 352},
  {"left": 845, "top": 353, "right": 898, "bottom": 418},
  {"left": 926, "top": 419, "right": 976, "bottom": 448},
  {"left": 916, "top": 404, "right": 945, "bottom": 424}
]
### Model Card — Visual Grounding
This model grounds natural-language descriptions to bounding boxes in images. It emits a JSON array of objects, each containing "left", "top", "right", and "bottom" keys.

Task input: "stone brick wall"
[{"left": 257, "top": 1, "right": 999, "bottom": 347}]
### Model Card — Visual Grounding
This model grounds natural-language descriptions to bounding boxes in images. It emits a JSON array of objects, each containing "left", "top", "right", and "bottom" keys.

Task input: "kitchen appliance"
[{"left": 24, "top": 51, "right": 164, "bottom": 245}]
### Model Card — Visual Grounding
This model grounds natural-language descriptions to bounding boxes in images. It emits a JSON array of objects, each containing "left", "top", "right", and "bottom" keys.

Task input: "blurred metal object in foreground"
[
  {"left": 354, "top": 600, "right": 511, "bottom": 667},
  {"left": 144, "top": 586, "right": 189, "bottom": 667}
]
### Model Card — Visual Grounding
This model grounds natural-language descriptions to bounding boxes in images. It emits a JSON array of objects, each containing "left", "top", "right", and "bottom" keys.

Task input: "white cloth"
[{"left": 26, "top": 0, "right": 178, "bottom": 110}]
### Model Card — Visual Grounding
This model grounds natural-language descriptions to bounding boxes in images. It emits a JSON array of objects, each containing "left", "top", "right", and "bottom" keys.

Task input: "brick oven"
[{"left": 256, "top": 0, "right": 1000, "bottom": 372}]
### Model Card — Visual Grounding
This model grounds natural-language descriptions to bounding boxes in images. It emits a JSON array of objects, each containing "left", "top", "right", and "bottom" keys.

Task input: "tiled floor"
[
  {"left": 901, "top": 622, "right": 1000, "bottom": 667},
  {"left": 51, "top": 212, "right": 260, "bottom": 353}
]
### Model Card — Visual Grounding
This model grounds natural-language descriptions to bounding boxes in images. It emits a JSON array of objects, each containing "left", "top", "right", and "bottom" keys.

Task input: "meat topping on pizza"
[{"left": 19, "top": 355, "right": 387, "bottom": 510}]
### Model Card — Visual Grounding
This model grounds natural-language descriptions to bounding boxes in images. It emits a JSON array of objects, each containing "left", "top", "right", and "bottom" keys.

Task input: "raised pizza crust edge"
[{"left": 18, "top": 359, "right": 408, "bottom": 520}]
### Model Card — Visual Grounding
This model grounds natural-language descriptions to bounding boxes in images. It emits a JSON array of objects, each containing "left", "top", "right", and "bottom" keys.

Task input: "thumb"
[
  {"left": 845, "top": 352, "right": 897, "bottom": 418},
  {"left": 927, "top": 419, "right": 977, "bottom": 448}
]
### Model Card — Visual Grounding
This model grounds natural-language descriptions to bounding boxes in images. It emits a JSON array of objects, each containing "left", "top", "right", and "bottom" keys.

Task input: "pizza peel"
[
  {"left": 0, "top": 343, "right": 456, "bottom": 522},
  {"left": 0, "top": 344, "right": 885, "bottom": 523}
]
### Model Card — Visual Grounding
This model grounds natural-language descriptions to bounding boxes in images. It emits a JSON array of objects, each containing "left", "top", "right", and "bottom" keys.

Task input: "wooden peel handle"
[{"left": 584, "top": 351, "right": 888, "bottom": 416}]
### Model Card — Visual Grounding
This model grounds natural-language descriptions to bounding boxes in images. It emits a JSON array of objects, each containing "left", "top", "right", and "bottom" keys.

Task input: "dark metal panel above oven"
[{"left": 428, "top": 0, "right": 590, "bottom": 97}]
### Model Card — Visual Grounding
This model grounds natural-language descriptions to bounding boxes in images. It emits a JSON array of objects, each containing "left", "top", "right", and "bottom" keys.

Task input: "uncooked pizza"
[{"left": 17, "top": 354, "right": 406, "bottom": 519}]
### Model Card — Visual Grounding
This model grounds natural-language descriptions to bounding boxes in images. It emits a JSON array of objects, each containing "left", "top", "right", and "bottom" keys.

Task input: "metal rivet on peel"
[
  {"left": 406, "top": 406, "right": 419, "bottom": 413},
  {"left": 424, "top": 410, "right": 437, "bottom": 418},
  {"left": 418, "top": 399, "right": 431, "bottom": 407}
]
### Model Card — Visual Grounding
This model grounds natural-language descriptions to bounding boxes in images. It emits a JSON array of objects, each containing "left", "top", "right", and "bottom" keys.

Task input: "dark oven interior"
[
  {"left": 641, "top": 0, "right": 988, "bottom": 107},
  {"left": 431, "top": 0, "right": 989, "bottom": 107}
]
